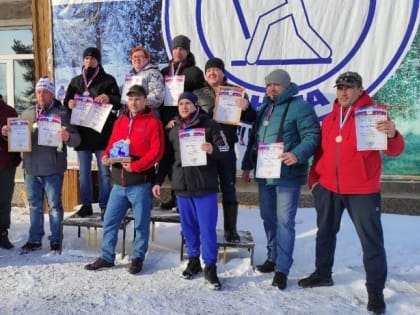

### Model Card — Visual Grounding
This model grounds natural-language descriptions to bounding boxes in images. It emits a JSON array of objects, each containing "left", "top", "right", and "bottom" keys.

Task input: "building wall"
[{"left": 0, "top": 0, "right": 31, "bottom": 27}]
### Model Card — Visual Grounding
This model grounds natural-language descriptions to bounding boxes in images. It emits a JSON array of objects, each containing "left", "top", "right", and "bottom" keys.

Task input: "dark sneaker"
[
  {"left": 256, "top": 259, "right": 275, "bottom": 273},
  {"left": 160, "top": 196, "right": 176, "bottom": 210},
  {"left": 272, "top": 272, "right": 287, "bottom": 290},
  {"left": 182, "top": 257, "right": 203, "bottom": 279},
  {"left": 20, "top": 242, "right": 42, "bottom": 254},
  {"left": 367, "top": 293, "right": 386, "bottom": 314},
  {"left": 76, "top": 204, "right": 93, "bottom": 217},
  {"left": 84, "top": 257, "right": 114, "bottom": 271},
  {"left": 224, "top": 230, "right": 240, "bottom": 243},
  {"left": 298, "top": 271, "right": 334, "bottom": 288},
  {"left": 0, "top": 230, "right": 14, "bottom": 249},
  {"left": 50, "top": 243, "right": 60, "bottom": 251},
  {"left": 204, "top": 264, "right": 222, "bottom": 290},
  {"left": 128, "top": 258, "right": 143, "bottom": 275}
]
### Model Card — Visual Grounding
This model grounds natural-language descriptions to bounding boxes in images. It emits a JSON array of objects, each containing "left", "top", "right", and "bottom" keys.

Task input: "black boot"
[
  {"left": 223, "top": 202, "right": 240, "bottom": 243},
  {"left": 0, "top": 230, "right": 14, "bottom": 249}
]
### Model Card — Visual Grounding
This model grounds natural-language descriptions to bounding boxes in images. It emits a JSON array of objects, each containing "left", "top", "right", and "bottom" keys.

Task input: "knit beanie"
[
  {"left": 178, "top": 92, "right": 198, "bottom": 106},
  {"left": 205, "top": 57, "right": 225, "bottom": 73},
  {"left": 264, "top": 69, "right": 291, "bottom": 88},
  {"left": 83, "top": 47, "right": 101, "bottom": 63},
  {"left": 172, "top": 35, "right": 191, "bottom": 52},
  {"left": 35, "top": 76, "right": 55, "bottom": 95}
]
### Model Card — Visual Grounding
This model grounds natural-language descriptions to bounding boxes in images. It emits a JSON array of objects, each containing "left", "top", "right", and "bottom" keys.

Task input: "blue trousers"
[
  {"left": 101, "top": 183, "right": 152, "bottom": 263},
  {"left": 177, "top": 193, "right": 218, "bottom": 266},
  {"left": 77, "top": 150, "right": 111, "bottom": 209},
  {"left": 313, "top": 184, "right": 387, "bottom": 294},
  {"left": 24, "top": 173, "right": 64, "bottom": 245},
  {"left": 258, "top": 184, "right": 301, "bottom": 275}
]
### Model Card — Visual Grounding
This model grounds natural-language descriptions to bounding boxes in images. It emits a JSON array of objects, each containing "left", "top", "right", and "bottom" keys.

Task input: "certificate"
[
  {"left": 37, "top": 114, "right": 62, "bottom": 147},
  {"left": 256, "top": 142, "right": 284, "bottom": 179},
  {"left": 121, "top": 73, "right": 146, "bottom": 104},
  {"left": 355, "top": 105, "right": 388, "bottom": 151},
  {"left": 213, "top": 86, "right": 244, "bottom": 125},
  {"left": 71, "top": 96, "right": 113, "bottom": 133},
  {"left": 179, "top": 128, "right": 207, "bottom": 167},
  {"left": 164, "top": 75, "right": 185, "bottom": 107},
  {"left": 7, "top": 118, "right": 31, "bottom": 152}
]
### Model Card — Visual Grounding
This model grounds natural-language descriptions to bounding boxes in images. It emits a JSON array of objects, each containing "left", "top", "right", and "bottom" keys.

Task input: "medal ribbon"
[
  {"left": 339, "top": 105, "right": 352, "bottom": 134},
  {"left": 169, "top": 61, "right": 183, "bottom": 76},
  {"left": 82, "top": 67, "right": 100, "bottom": 93}
]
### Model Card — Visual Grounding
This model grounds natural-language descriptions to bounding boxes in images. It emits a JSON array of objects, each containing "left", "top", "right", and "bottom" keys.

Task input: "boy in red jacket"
[{"left": 298, "top": 72, "right": 405, "bottom": 315}]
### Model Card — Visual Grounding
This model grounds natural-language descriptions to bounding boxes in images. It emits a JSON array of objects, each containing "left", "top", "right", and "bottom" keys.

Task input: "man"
[
  {"left": 0, "top": 95, "right": 22, "bottom": 249},
  {"left": 242, "top": 69, "right": 320, "bottom": 290},
  {"left": 159, "top": 35, "right": 205, "bottom": 210},
  {"left": 194, "top": 57, "right": 256, "bottom": 242},
  {"left": 64, "top": 47, "right": 121, "bottom": 218},
  {"left": 85, "top": 85, "right": 164, "bottom": 274},
  {"left": 152, "top": 92, "right": 229, "bottom": 290},
  {"left": 298, "top": 71, "right": 405, "bottom": 315},
  {"left": 7, "top": 77, "right": 80, "bottom": 252}
]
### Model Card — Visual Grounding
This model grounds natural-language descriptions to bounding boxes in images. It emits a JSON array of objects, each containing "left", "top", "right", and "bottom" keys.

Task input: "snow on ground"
[{"left": 0, "top": 206, "right": 419, "bottom": 315}]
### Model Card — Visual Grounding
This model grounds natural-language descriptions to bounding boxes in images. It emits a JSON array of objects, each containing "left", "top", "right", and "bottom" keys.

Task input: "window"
[{"left": 0, "top": 28, "right": 34, "bottom": 113}]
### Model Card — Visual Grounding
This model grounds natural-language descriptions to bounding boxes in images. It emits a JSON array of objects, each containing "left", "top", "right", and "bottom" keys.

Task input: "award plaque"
[{"left": 107, "top": 139, "right": 132, "bottom": 164}]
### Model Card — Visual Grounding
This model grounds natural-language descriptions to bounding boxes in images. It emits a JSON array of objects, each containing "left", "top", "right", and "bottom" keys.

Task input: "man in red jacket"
[
  {"left": 298, "top": 72, "right": 405, "bottom": 315},
  {"left": 85, "top": 85, "right": 164, "bottom": 275}
]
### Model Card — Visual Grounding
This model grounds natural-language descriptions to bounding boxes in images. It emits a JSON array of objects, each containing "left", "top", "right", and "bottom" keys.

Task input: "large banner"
[{"left": 51, "top": 0, "right": 420, "bottom": 176}]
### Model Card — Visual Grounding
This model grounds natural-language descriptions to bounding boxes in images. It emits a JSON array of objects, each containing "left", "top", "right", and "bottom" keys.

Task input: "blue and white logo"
[{"left": 163, "top": 0, "right": 419, "bottom": 114}]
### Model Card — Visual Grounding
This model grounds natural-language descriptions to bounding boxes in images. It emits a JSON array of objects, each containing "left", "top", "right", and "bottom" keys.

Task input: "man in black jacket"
[
  {"left": 64, "top": 47, "right": 121, "bottom": 218},
  {"left": 160, "top": 35, "right": 205, "bottom": 210}
]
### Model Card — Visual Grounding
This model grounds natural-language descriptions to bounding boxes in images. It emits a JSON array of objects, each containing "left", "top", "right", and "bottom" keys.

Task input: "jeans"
[
  {"left": 0, "top": 166, "right": 17, "bottom": 230},
  {"left": 101, "top": 183, "right": 152, "bottom": 263},
  {"left": 24, "top": 173, "right": 64, "bottom": 245},
  {"left": 313, "top": 184, "right": 387, "bottom": 293},
  {"left": 217, "top": 147, "right": 237, "bottom": 204},
  {"left": 177, "top": 193, "right": 218, "bottom": 266},
  {"left": 258, "top": 184, "right": 301, "bottom": 275},
  {"left": 77, "top": 150, "right": 111, "bottom": 209}
]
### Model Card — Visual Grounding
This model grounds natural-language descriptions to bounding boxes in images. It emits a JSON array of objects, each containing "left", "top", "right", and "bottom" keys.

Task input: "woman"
[{"left": 121, "top": 46, "right": 165, "bottom": 118}]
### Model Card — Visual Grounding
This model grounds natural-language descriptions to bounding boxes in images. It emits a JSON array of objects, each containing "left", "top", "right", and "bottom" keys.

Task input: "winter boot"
[
  {"left": 223, "top": 202, "right": 240, "bottom": 243},
  {"left": 272, "top": 271, "right": 288, "bottom": 290},
  {"left": 76, "top": 204, "right": 93, "bottom": 217},
  {"left": 367, "top": 292, "right": 386, "bottom": 314},
  {"left": 182, "top": 257, "right": 203, "bottom": 279},
  {"left": 128, "top": 258, "right": 143, "bottom": 274},
  {"left": 298, "top": 270, "right": 334, "bottom": 288},
  {"left": 0, "top": 230, "right": 14, "bottom": 249},
  {"left": 204, "top": 264, "right": 222, "bottom": 290},
  {"left": 85, "top": 257, "right": 115, "bottom": 270},
  {"left": 256, "top": 259, "right": 275, "bottom": 273}
]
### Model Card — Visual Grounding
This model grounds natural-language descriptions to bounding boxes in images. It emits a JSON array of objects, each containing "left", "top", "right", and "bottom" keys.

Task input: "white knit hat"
[{"left": 35, "top": 76, "right": 55, "bottom": 95}]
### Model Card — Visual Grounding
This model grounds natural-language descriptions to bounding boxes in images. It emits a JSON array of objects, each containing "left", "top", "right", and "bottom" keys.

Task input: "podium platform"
[
  {"left": 60, "top": 209, "right": 131, "bottom": 258},
  {"left": 60, "top": 207, "right": 255, "bottom": 266}
]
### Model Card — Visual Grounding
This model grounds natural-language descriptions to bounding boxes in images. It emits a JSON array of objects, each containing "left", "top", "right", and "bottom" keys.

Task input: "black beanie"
[
  {"left": 83, "top": 47, "right": 101, "bottom": 63},
  {"left": 205, "top": 57, "right": 225, "bottom": 73},
  {"left": 172, "top": 35, "right": 191, "bottom": 52}
]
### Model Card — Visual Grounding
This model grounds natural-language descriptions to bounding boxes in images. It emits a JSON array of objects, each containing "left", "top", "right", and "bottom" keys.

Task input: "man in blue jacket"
[{"left": 242, "top": 69, "right": 320, "bottom": 290}]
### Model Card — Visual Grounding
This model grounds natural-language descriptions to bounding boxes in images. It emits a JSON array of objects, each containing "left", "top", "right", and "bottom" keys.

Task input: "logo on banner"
[{"left": 163, "top": 0, "right": 419, "bottom": 113}]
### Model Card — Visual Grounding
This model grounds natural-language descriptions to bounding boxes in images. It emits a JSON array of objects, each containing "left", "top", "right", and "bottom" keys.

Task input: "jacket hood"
[{"left": 263, "top": 82, "right": 299, "bottom": 105}]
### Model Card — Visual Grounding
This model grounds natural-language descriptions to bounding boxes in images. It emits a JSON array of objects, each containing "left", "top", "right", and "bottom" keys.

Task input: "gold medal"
[
  {"left": 83, "top": 91, "right": 90, "bottom": 97},
  {"left": 263, "top": 120, "right": 269, "bottom": 127},
  {"left": 33, "top": 122, "right": 38, "bottom": 129},
  {"left": 335, "top": 135, "right": 343, "bottom": 143}
]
